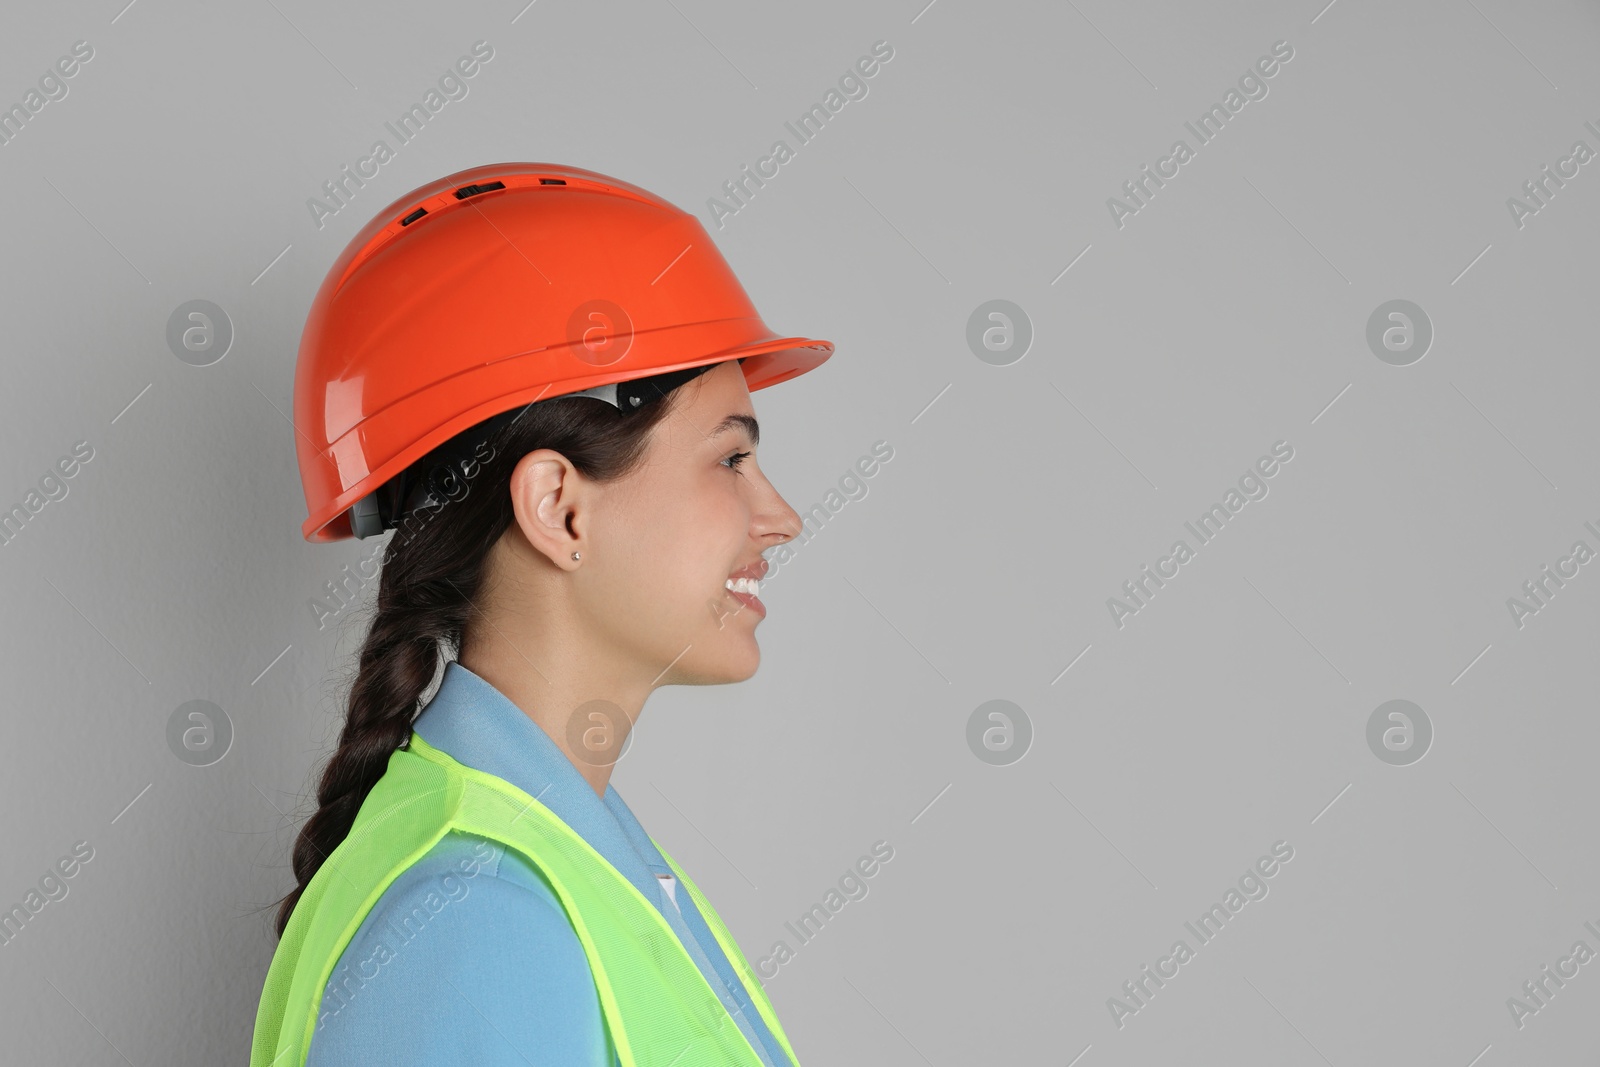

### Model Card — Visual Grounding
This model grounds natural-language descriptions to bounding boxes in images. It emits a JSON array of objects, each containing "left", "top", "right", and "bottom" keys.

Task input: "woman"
[{"left": 250, "top": 163, "right": 832, "bottom": 1066}]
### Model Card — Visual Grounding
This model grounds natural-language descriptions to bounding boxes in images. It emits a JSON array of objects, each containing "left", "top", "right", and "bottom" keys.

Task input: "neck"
[{"left": 456, "top": 643, "right": 646, "bottom": 798}]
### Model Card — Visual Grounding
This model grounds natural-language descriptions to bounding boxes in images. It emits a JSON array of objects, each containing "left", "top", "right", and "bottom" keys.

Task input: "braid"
[{"left": 272, "top": 535, "right": 484, "bottom": 939}]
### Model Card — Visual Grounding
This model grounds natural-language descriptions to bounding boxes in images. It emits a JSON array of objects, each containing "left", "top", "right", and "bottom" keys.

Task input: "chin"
[
  {"left": 726, "top": 648, "right": 761, "bottom": 683},
  {"left": 712, "top": 650, "right": 764, "bottom": 685}
]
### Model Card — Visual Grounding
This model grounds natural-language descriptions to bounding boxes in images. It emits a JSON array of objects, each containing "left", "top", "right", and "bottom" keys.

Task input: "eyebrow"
[{"left": 710, "top": 413, "right": 760, "bottom": 447}]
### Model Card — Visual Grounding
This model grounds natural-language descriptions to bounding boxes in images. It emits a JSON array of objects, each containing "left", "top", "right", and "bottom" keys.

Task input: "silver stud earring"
[{"left": 571, "top": 552, "right": 581, "bottom": 561}]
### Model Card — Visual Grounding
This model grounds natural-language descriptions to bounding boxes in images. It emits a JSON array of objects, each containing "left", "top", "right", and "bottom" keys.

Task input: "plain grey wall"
[{"left": 2, "top": 0, "right": 1598, "bottom": 1063}]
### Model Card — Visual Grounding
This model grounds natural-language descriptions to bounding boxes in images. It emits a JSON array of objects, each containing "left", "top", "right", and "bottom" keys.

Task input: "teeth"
[{"left": 725, "top": 577, "right": 760, "bottom": 595}]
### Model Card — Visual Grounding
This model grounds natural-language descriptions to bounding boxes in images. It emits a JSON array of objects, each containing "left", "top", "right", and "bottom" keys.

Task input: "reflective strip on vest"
[{"left": 250, "top": 734, "right": 802, "bottom": 1067}]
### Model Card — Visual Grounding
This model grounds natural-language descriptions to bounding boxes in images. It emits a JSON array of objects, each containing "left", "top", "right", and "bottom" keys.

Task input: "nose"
[{"left": 754, "top": 474, "right": 804, "bottom": 546}]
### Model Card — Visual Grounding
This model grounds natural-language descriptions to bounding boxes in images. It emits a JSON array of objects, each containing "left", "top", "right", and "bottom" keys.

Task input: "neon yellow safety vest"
[{"left": 250, "top": 733, "right": 803, "bottom": 1067}]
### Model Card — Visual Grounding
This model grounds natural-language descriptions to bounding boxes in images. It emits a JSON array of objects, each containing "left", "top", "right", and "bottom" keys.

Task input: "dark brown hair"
[{"left": 270, "top": 371, "right": 710, "bottom": 939}]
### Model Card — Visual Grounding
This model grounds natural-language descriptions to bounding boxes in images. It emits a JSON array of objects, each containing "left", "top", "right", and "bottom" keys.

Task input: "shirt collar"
[{"left": 410, "top": 660, "right": 671, "bottom": 905}]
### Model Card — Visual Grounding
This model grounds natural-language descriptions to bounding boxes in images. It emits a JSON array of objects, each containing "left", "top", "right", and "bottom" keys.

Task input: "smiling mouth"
[{"left": 724, "top": 577, "right": 767, "bottom": 618}]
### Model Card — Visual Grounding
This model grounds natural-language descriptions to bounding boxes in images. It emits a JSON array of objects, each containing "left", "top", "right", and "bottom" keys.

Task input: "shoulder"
[{"left": 305, "top": 830, "right": 608, "bottom": 1066}]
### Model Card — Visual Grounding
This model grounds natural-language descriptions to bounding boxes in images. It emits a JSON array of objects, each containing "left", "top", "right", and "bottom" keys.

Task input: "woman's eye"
[{"left": 721, "top": 450, "right": 752, "bottom": 471}]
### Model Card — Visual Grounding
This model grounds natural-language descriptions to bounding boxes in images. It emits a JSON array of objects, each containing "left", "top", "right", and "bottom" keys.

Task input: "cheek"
[
  {"left": 621, "top": 515, "right": 715, "bottom": 599},
  {"left": 616, "top": 552, "right": 727, "bottom": 652},
  {"left": 668, "top": 474, "right": 749, "bottom": 539},
  {"left": 611, "top": 477, "right": 747, "bottom": 605}
]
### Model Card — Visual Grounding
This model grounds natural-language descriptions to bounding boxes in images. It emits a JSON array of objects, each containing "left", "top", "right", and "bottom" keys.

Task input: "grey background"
[{"left": 2, "top": 0, "right": 1597, "bottom": 1063}]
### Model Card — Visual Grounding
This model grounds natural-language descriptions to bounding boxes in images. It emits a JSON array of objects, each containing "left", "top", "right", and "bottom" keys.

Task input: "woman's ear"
[{"left": 508, "top": 449, "right": 585, "bottom": 569}]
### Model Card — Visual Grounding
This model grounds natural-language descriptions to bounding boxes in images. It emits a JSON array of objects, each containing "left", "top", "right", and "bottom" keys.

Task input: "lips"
[
  {"left": 725, "top": 557, "right": 769, "bottom": 619},
  {"left": 727, "top": 558, "right": 770, "bottom": 582},
  {"left": 725, "top": 583, "right": 766, "bottom": 618}
]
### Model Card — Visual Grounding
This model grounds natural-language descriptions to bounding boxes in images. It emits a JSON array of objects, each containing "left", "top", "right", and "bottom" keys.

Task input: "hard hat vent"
[{"left": 453, "top": 181, "right": 506, "bottom": 200}]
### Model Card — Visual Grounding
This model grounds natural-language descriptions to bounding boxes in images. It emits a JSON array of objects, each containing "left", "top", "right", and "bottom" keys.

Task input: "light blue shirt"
[{"left": 305, "top": 661, "right": 789, "bottom": 1066}]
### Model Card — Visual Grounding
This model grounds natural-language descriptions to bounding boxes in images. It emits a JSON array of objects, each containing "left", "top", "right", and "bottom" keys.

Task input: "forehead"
[{"left": 673, "top": 360, "right": 755, "bottom": 429}]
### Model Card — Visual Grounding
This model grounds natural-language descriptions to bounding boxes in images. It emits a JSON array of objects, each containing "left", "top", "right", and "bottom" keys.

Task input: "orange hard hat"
[{"left": 292, "top": 161, "right": 834, "bottom": 543}]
